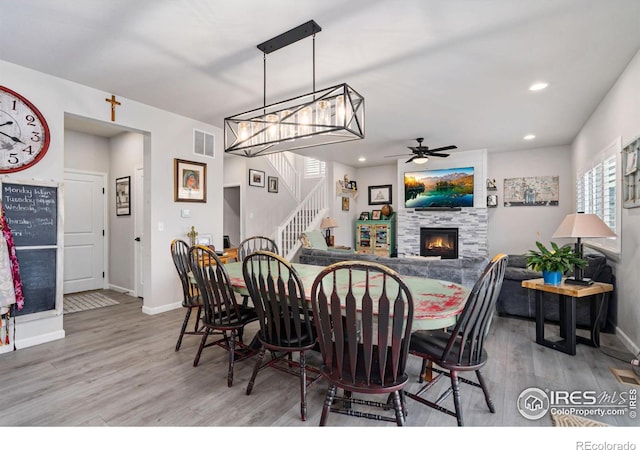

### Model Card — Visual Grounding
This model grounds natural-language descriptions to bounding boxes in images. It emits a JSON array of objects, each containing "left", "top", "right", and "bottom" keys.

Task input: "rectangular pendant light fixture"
[{"left": 224, "top": 20, "right": 365, "bottom": 157}]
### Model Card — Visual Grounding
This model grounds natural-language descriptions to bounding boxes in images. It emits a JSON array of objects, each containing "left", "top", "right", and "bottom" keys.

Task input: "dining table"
[{"left": 223, "top": 261, "right": 470, "bottom": 332}]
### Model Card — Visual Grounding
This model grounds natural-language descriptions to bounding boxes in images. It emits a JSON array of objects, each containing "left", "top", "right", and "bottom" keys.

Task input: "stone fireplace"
[
  {"left": 420, "top": 227, "right": 459, "bottom": 259},
  {"left": 397, "top": 209, "right": 488, "bottom": 259}
]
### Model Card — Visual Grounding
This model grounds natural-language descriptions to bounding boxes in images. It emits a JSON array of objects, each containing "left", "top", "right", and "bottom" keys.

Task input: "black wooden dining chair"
[
  {"left": 242, "top": 250, "right": 320, "bottom": 421},
  {"left": 310, "top": 261, "right": 414, "bottom": 426},
  {"left": 237, "top": 236, "right": 279, "bottom": 306},
  {"left": 170, "top": 239, "right": 205, "bottom": 351},
  {"left": 406, "top": 253, "right": 508, "bottom": 426},
  {"left": 189, "top": 244, "right": 258, "bottom": 387}
]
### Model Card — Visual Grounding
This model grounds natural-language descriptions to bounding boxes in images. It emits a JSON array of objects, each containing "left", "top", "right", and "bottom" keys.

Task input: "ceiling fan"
[{"left": 385, "top": 138, "right": 457, "bottom": 164}]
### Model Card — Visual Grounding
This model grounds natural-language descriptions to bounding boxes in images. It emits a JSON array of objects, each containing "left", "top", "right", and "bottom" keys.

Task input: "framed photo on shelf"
[
  {"left": 487, "top": 194, "right": 498, "bottom": 207},
  {"left": 371, "top": 210, "right": 382, "bottom": 220},
  {"left": 342, "top": 196, "right": 350, "bottom": 211},
  {"left": 196, "top": 234, "right": 212, "bottom": 246},
  {"left": 268, "top": 176, "right": 278, "bottom": 193},
  {"left": 115, "top": 176, "right": 131, "bottom": 216},
  {"left": 368, "top": 184, "right": 392, "bottom": 205},
  {"left": 174, "top": 159, "right": 206, "bottom": 203},
  {"left": 249, "top": 169, "right": 265, "bottom": 187},
  {"left": 359, "top": 212, "right": 370, "bottom": 220}
]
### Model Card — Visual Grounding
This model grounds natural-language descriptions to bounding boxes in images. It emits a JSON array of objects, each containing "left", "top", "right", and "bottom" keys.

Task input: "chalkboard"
[
  {"left": 13, "top": 248, "right": 57, "bottom": 316},
  {"left": 1, "top": 181, "right": 59, "bottom": 316},
  {"left": 2, "top": 183, "right": 57, "bottom": 247}
]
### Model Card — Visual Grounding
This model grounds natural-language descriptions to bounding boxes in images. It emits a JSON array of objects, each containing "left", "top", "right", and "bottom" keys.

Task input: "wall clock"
[{"left": 0, "top": 86, "right": 50, "bottom": 173}]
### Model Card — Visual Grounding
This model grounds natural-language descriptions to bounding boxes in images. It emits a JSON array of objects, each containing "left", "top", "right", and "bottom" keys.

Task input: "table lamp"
[
  {"left": 552, "top": 212, "right": 616, "bottom": 285},
  {"left": 320, "top": 217, "right": 338, "bottom": 247}
]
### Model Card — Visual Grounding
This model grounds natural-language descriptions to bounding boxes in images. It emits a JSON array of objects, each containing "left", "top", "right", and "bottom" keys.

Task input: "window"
[
  {"left": 576, "top": 137, "right": 621, "bottom": 254},
  {"left": 304, "top": 157, "right": 325, "bottom": 178}
]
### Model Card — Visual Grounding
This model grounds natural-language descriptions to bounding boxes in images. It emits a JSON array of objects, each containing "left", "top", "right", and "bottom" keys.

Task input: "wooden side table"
[{"left": 521, "top": 278, "right": 613, "bottom": 355}]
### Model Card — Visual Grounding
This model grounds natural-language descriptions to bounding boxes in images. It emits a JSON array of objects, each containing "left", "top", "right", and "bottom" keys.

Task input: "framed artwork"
[
  {"left": 196, "top": 234, "right": 212, "bottom": 246},
  {"left": 268, "top": 176, "right": 278, "bottom": 193},
  {"left": 115, "top": 176, "right": 131, "bottom": 216},
  {"left": 487, "top": 194, "right": 498, "bottom": 207},
  {"left": 368, "top": 184, "right": 392, "bottom": 205},
  {"left": 371, "top": 210, "right": 382, "bottom": 220},
  {"left": 342, "top": 196, "right": 349, "bottom": 211},
  {"left": 349, "top": 181, "right": 357, "bottom": 190},
  {"left": 503, "top": 176, "right": 558, "bottom": 207},
  {"left": 174, "top": 159, "right": 207, "bottom": 203},
  {"left": 249, "top": 169, "right": 265, "bottom": 187},
  {"left": 359, "top": 212, "right": 370, "bottom": 220}
]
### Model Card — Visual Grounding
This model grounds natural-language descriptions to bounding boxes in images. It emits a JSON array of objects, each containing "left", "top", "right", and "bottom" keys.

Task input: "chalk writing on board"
[{"left": 2, "top": 183, "right": 57, "bottom": 247}]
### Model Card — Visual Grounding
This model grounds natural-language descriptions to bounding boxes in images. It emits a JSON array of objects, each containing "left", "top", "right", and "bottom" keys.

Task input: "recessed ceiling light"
[
  {"left": 524, "top": 134, "right": 536, "bottom": 140},
  {"left": 529, "top": 82, "right": 549, "bottom": 91},
  {"left": 358, "top": 157, "right": 366, "bottom": 162}
]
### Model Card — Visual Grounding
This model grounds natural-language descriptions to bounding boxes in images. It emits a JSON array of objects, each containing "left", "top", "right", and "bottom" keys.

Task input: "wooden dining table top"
[{"left": 224, "top": 261, "right": 470, "bottom": 331}]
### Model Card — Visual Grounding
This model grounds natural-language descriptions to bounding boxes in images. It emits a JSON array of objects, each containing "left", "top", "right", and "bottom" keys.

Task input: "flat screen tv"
[{"left": 404, "top": 167, "right": 474, "bottom": 208}]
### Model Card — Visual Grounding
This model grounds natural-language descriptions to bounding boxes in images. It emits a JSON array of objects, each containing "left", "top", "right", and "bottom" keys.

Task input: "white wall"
[
  {"left": 329, "top": 162, "right": 359, "bottom": 247},
  {"left": 2, "top": 59, "right": 224, "bottom": 350},
  {"left": 109, "top": 132, "right": 144, "bottom": 291},
  {"left": 222, "top": 154, "right": 297, "bottom": 242},
  {"left": 487, "top": 145, "right": 573, "bottom": 256},
  {"left": 572, "top": 49, "right": 640, "bottom": 352},
  {"left": 63, "top": 130, "right": 111, "bottom": 171}
]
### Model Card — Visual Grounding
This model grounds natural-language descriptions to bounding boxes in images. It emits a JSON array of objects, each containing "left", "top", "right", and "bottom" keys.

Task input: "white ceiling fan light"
[
  {"left": 413, "top": 156, "right": 429, "bottom": 164},
  {"left": 524, "top": 134, "right": 536, "bottom": 140}
]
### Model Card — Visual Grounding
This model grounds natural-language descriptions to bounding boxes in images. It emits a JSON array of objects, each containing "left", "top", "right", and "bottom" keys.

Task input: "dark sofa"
[{"left": 496, "top": 246, "right": 616, "bottom": 332}]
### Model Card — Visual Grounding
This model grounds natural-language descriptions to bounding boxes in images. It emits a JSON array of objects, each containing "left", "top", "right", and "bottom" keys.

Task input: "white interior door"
[
  {"left": 63, "top": 171, "right": 105, "bottom": 294},
  {"left": 134, "top": 167, "right": 144, "bottom": 298}
]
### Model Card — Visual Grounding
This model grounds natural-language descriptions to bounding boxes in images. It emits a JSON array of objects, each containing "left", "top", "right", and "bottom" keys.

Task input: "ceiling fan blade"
[
  {"left": 426, "top": 152, "right": 450, "bottom": 158},
  {"left": 405, "top": 155, "right": 417, "bottom": 163},
  {"left": 408, "top": 146, "right": 428, "bottom": 152},
  {"left": 385, "top": 153, "right": 412, "bottom": 158},
  {"left": 428, "top": 145, "right": 457, "bottom": 152}
]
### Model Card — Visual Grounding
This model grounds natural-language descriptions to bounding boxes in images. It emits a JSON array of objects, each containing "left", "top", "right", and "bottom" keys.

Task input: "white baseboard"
[
  {"left": 3, "top": 329, "right": 66, "bottom": 353},
  {"left": 142, "top": 301, "right": 181, "bottom": 316},
  {"left": 108, "top": 283, "right": 134, "bottom": 296},
  {"left": 615, "top": 326, "right": 640, "bottom": 356}
]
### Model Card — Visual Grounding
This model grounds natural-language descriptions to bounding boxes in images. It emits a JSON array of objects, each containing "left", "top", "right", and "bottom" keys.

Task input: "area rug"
[
  {"left": 551, "top": 413, "right": 609, "bottom": 427},
  {"left": 63, "top": 291, "right": 119, "bottom": 314}
]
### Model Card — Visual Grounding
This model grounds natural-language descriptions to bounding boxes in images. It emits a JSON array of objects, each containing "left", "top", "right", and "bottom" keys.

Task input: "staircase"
[
  {"left": 265, "top": 152, "right": 328, "bottom": 260},
  {"left": 275, "top": 179, "right": 328, "bottom": 260},
  {"left": 266, "top": 152, "right": 300, "bottom": 201}
]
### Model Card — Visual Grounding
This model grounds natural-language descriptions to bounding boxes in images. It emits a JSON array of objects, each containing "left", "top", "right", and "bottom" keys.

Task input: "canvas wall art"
[{"left": 503, "top": 176, "right": 559, "bottom": 206}]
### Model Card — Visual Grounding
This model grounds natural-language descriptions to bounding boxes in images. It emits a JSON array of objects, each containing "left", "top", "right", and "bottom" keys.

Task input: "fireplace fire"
[{"left": 420, "top": 227, "right": 459, "bottom": 259}]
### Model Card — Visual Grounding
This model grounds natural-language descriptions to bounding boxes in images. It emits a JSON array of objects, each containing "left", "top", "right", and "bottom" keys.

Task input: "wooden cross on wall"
[{"left": 105, "top": 95, "right": 121, "bottom": 122}]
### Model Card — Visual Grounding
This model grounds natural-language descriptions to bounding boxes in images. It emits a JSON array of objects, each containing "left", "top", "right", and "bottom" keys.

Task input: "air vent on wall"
[{"left": 194, "top": 129, "right": 215, "bottom": 158}]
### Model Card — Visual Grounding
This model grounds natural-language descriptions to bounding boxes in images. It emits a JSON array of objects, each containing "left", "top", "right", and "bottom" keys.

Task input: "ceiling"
[{"left": 2, "top": 0, "right": 640, "bottom": 167}]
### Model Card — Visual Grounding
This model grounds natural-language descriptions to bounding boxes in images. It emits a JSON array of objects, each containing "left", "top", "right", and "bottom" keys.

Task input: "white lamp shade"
[
  {"left": 552, "top": 213, "right": 616, "bottom": 238},
  {"left": 320, "top": 217, "right": 338, "bottom": 229}
]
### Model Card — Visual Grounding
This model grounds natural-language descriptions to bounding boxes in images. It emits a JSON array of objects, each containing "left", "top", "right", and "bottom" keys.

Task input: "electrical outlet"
[{"left": 181, "top": 209, "right": 191, "bottom": 218}]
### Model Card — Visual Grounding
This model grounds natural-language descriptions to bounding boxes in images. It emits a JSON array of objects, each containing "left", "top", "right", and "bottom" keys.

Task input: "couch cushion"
[
  {"left": 508, "top": 254, "right": 529, "bottom": 269},
  {"left": 300, "top": 230, "right": 328, "bottom": 251}
]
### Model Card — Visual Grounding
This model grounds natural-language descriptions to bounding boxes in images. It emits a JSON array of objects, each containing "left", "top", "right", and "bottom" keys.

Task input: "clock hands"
[
  {"left": 0, "top": 130, "right": 24, "bottom": 144},
  {"left": 0, "top": 121, "right": 13, "bottom": 127}
]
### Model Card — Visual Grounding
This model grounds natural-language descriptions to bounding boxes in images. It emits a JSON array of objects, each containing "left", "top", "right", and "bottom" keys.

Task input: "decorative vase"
[
  {"left": 542, "top": 270, "right": 562, "bottom": 285},
  {"left": 381, "top": 204, "right": 393, "bottom": 217}
]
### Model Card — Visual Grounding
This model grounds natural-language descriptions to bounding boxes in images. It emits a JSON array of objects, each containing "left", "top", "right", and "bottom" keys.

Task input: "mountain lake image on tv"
[{"left": 404, "top": 167, "right": 474, "bottom": 208}]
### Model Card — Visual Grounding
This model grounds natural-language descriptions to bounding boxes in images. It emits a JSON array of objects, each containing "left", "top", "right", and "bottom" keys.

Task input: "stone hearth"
[{"left": 397, "top": 209, "right": 488, "bottom": 259}]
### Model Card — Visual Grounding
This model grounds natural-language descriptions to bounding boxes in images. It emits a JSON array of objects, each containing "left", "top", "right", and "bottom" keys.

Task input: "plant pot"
[{"left": 542, "top": 270, "right": 563, "bottom": 285}]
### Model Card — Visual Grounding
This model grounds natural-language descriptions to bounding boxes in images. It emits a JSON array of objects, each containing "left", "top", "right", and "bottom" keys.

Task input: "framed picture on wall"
[
  {"left": 342, "top": 196, "right": 349, "bottom": 211},
  {"left": 368, "top": 184, "right": 392, "bottom": 205},
  {"left": 174, "top": 159, "right": 207, "bottom": 202},
  {"left": 116, "top": 176, "right": 131, "bottom": 216},
  {"left": 268, "top": 176, "right": 278, "bottom": 193},
  {"left": 249, "top": 169, "right": 265, "bottom": 187}
]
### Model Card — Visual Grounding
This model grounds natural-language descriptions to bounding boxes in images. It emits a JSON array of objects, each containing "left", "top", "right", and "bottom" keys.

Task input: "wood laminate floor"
[{"left": 0, "top": 290, "right": 638, "bottom": 429}]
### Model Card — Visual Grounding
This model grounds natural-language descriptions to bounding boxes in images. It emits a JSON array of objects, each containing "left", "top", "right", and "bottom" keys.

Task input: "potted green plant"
[{"left": 526, "top": 241, "right": 587, "bottom": 285}]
